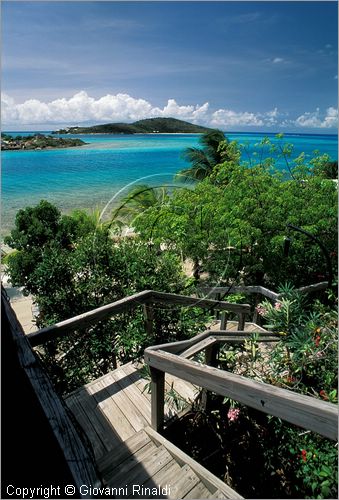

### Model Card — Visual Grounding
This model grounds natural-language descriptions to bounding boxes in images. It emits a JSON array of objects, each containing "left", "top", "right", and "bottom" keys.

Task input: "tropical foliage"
[
  {"left": 134, "top": 160, "right": 337, "bottom": 288},
  {"left": 4, "top": 201, "right": 208, "bottom": 392},
  {"left": 175, "top": 129, "right": 229, "bottom": 181}
]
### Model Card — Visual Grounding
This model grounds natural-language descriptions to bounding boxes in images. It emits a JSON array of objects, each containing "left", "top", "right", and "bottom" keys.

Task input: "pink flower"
[
  {"left": 274, "top": 302, "right": 282, "bottom": 310},
  {"left": 255, "top": 305, "right": 267, "bottom": 317},
  {"left": 227, "top": 408, "right": 240, "bottom": 422}
]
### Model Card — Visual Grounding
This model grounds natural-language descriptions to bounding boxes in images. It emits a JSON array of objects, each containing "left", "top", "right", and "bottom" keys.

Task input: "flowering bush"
[{"left": 257, "top": 284, "right": 337, "bottom": 398}]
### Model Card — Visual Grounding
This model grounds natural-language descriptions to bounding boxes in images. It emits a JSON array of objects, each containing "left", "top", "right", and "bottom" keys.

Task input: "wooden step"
[
  {"left": 145, "top": 427, "right": 243, "bottom": 499},
  {"left": 140, "top": 459, "right": 181, "bottom": 495},
  {"left": 168, "top": 464, "right": 200, "bottom": 499},
  {"left": 209, "top": 490, "right": 229, "bottom": 499},
  {"left": 183, "top": 481, "right": 212, "bottom": 499},
  {"left": 104, "top": 440, "right": 157, "bottom": 485},
  {"left": 97, "top": 429, "right": 152, "bottom": 477}
]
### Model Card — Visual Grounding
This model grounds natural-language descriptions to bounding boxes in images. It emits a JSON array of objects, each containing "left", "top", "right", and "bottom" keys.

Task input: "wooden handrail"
[
  {"left": 198, "top": 285, "right": 279, "bottom": 301},
  {"left": 144, "top": 345, "right": 338, "bottom": 440},
  {"left": 151, "top": 290, "right": 251, "bottom": 314},
  {"left": 198, "top": 281, "right": 328, "bottom": 301},
  {"left": 27, "top": 290, "right": 154, "bottom": 347},
  {"left": 27, "top": 291, "right": 250, "bottom": 347}
]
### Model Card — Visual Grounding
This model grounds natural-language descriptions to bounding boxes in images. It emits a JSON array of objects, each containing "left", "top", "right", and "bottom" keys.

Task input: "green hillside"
[{"left": 53, "top": 117, "right": 213, "bottom": 134}]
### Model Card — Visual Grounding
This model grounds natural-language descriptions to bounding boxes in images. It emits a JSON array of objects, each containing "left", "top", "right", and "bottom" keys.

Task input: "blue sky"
[{"left": 2, "top": 1, "right": 338, "bottom": 132}]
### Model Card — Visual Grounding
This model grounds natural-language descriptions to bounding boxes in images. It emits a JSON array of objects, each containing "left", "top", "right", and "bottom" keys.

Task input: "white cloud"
[
  {"left": 211, "top": 109, "right": 264, "bottom": 127},
  {"left": 210, "top": 107, "right": 280, "bottom": 128},
  {"left": 295, "top": 107, "right": 338, "bottom": 129},
  {"left": 1, "top": 91, "right": 210, "bottom": 126},
  {"left": 1, "top": 91, "right": 337, "bottom": 131},
  {"left": 272, "top": 57, "right": 284, "bottom": 64}
]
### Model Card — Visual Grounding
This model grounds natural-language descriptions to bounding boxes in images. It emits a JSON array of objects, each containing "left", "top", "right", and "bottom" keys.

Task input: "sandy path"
[{"left": 2, "top": 272, "right": 36, "bottom": 334}]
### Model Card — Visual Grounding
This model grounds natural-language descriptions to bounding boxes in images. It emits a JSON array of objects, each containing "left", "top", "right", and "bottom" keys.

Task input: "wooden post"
[
  {"left": 205, "top": 344, "right": 218, "bottom": 368},
  {"left": 237, "top": 313, "right": 245, "bottom": 331},
  {"left": 220, "top": 312, "right": 227, "bottom": 330},
  {"left": 143, "top": 304, "right": 154, "bottom": 337},
  {"left": 215, "top": 293, "right": 221, "bottom": 320},
  {"left": 150, "top": 367, "right": 165, "bottom": 432},
  {"left": 201, "top": 344, "right": 219, "bottom": 410},
  {"left": 252, "top": 294, "right": 260, "bottom": 324}
]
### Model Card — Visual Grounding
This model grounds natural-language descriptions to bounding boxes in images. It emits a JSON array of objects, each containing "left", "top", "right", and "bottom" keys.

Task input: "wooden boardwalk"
[
  {"left": 65, "top": 361, "right": 242, "bottom": 498},
  {"left": 209, "top": 319, "right": 268, "bottom": 333},
  {"left": 63, "top": 323, "right": 267, "bottom": 497},
  {"left": 66, "top": 362, "right": 199, "bottom": 462}
]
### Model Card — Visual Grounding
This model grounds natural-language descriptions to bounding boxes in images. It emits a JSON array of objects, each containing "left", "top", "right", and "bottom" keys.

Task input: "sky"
[{"left": 1, "top": 0, "right": 338, "bottom": 132}]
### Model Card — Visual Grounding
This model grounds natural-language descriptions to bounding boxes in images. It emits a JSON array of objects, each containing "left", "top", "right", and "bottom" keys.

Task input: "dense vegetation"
[
  {"left": 52, "top": 117, "right": 213, "bottom": 134},
  {"left": 1, "top": 133, "right": 86, "bottom": 150},
  {"left": 4, "top": 131, "right": 337, "bottom": 498},
  {"left": 4, "top": 201, "right": 208, "bottom": 392},
  {"left": 125, "top": 134, "right": 338, "bottom": 289}
]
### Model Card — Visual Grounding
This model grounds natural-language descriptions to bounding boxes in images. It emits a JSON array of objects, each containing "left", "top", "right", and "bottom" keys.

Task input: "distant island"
[
  {"left": 52, "top": 117, "right": 213, "bottom": 135},
  {"left": 1, "top": 133, "right": 87, "bottom": 151}
]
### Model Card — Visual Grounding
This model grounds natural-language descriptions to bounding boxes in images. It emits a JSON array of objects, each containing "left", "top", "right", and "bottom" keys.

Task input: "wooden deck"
[
  {"left": 65, "top": 361, "right": 242, "bottom": 498},
  {"left": 64, "top": 322, "right": 264, "bottom": 462},
  {"left": 209, "top": 319, "right": 268, "bottom": 333},
  {"left": 65, "top": 362, "right": 199, "bottom": 462}
]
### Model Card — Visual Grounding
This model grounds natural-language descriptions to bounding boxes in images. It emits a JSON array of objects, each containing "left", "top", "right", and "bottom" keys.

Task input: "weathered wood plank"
[
  {"left": 143, "top": 303, "right": 154, "bottom": 337},
  {"left": 180, "top": 337, "right": 217, "bottom": 359},
  {"left": 168, "top": 464, "right": 200, "bottom": 499},
  {"left": 65, "top": 392, "right": 108, "bottom": 460},
  {"left": 87, "top": 379, "right": 137, "bottom": 441},
  {"left": 183, "top": 481, "right": 213, "bottom": 499},
  {"left": 152, "top": 291, "right": 251, "bottom": 314},
  {"left": 210, "top": 320, "right": 270, "bottom": 334},
  {"left": 151, "top": 367, "right": 165, "bottom": 432},
  {"left": 149, "top": 328, "right": 274, "bottom": 359},
  {"left": 76, "top": 388, "right": 120, "bottom": 453},
  {"left": 97, "top": 429, "right": 151, "bottom": 477},
  {"left": 27, "top": 290, "right": 153, "bottom": 346},
  {"left": 213, "top": 335, "right": 280, "bottom": 343},
  {"left": 123, "top": 445, "right": 173, "bottom": 492},
  {"left": 145, "top": 427, "right": 243, "bottom": 499},
  {"left": 198, "top": 285, "right": 278, "bottom": 300},
  {"left": 303, "top": 281, "right": 329, "bottom": 293},
  {"left": 102, "top": 373, "right": 149, "bottom": 433},
  {"left": 164, "top": 373, "right": 199, "bottom": 403},
  {"left": 105, "top": 441, "right": 157, "bottom": 485},
  {"left": 110, "top": 367, "right": 152, "bottom": 423},
  {"left": 199, "top": 282, "right": 328, "bottom": 302},
  {"left": 119, "top": 362, "right": 186, "bottom": 421},
  {"left": 210, "top": 489, "right": 228, "bottom": 499},
  {"left": 144, "top": 350, "right": 338, "bottom": 440},
  {"left": 237, "top": 313, "right": 245, "bottom": 330},
  {"left": 220, "top": 312, "right": 227, "bottom": 330},
  {"left": 1, "top": 289, "right": 100, "bottom": 496},
  {"left": 141, "top": 459, "right": 181, "bottom": 496}
]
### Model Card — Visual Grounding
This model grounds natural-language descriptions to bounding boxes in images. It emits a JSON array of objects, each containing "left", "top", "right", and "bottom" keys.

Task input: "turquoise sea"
[{"left": 1, "top": 131, "right": 337, "bottom": 236}]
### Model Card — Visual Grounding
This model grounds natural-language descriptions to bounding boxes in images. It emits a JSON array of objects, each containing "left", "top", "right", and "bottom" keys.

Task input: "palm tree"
[
  {"left": 111, "top": 184, "right": 169, "bottom": 229},
  {"left": 175, "top": 129, "right": 227, "bottom": 182}
]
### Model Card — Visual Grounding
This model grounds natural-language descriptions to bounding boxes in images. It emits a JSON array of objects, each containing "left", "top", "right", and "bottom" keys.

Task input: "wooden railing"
[
  {"left": 144, "top": 335, "right": 338, "bottom": 441},
  {"left": 27, "top": 290, "right": 251, "bottom": 346},
  {"left": 25, "top": 283, "right": 336, "bottom": 445},
  {"left": 198, "top": 281, "right": 329, "bottom": 324}
]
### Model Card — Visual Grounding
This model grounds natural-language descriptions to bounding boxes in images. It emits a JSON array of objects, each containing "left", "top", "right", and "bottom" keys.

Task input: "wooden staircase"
[{"left": 97, "top": 427, "right": 242, "bottom": 499}]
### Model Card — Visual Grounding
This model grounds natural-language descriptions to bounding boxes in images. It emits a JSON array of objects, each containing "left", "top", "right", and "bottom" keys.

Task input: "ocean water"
[{"left": 2, "top": 131, "right": 337, "bottom": 236}]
